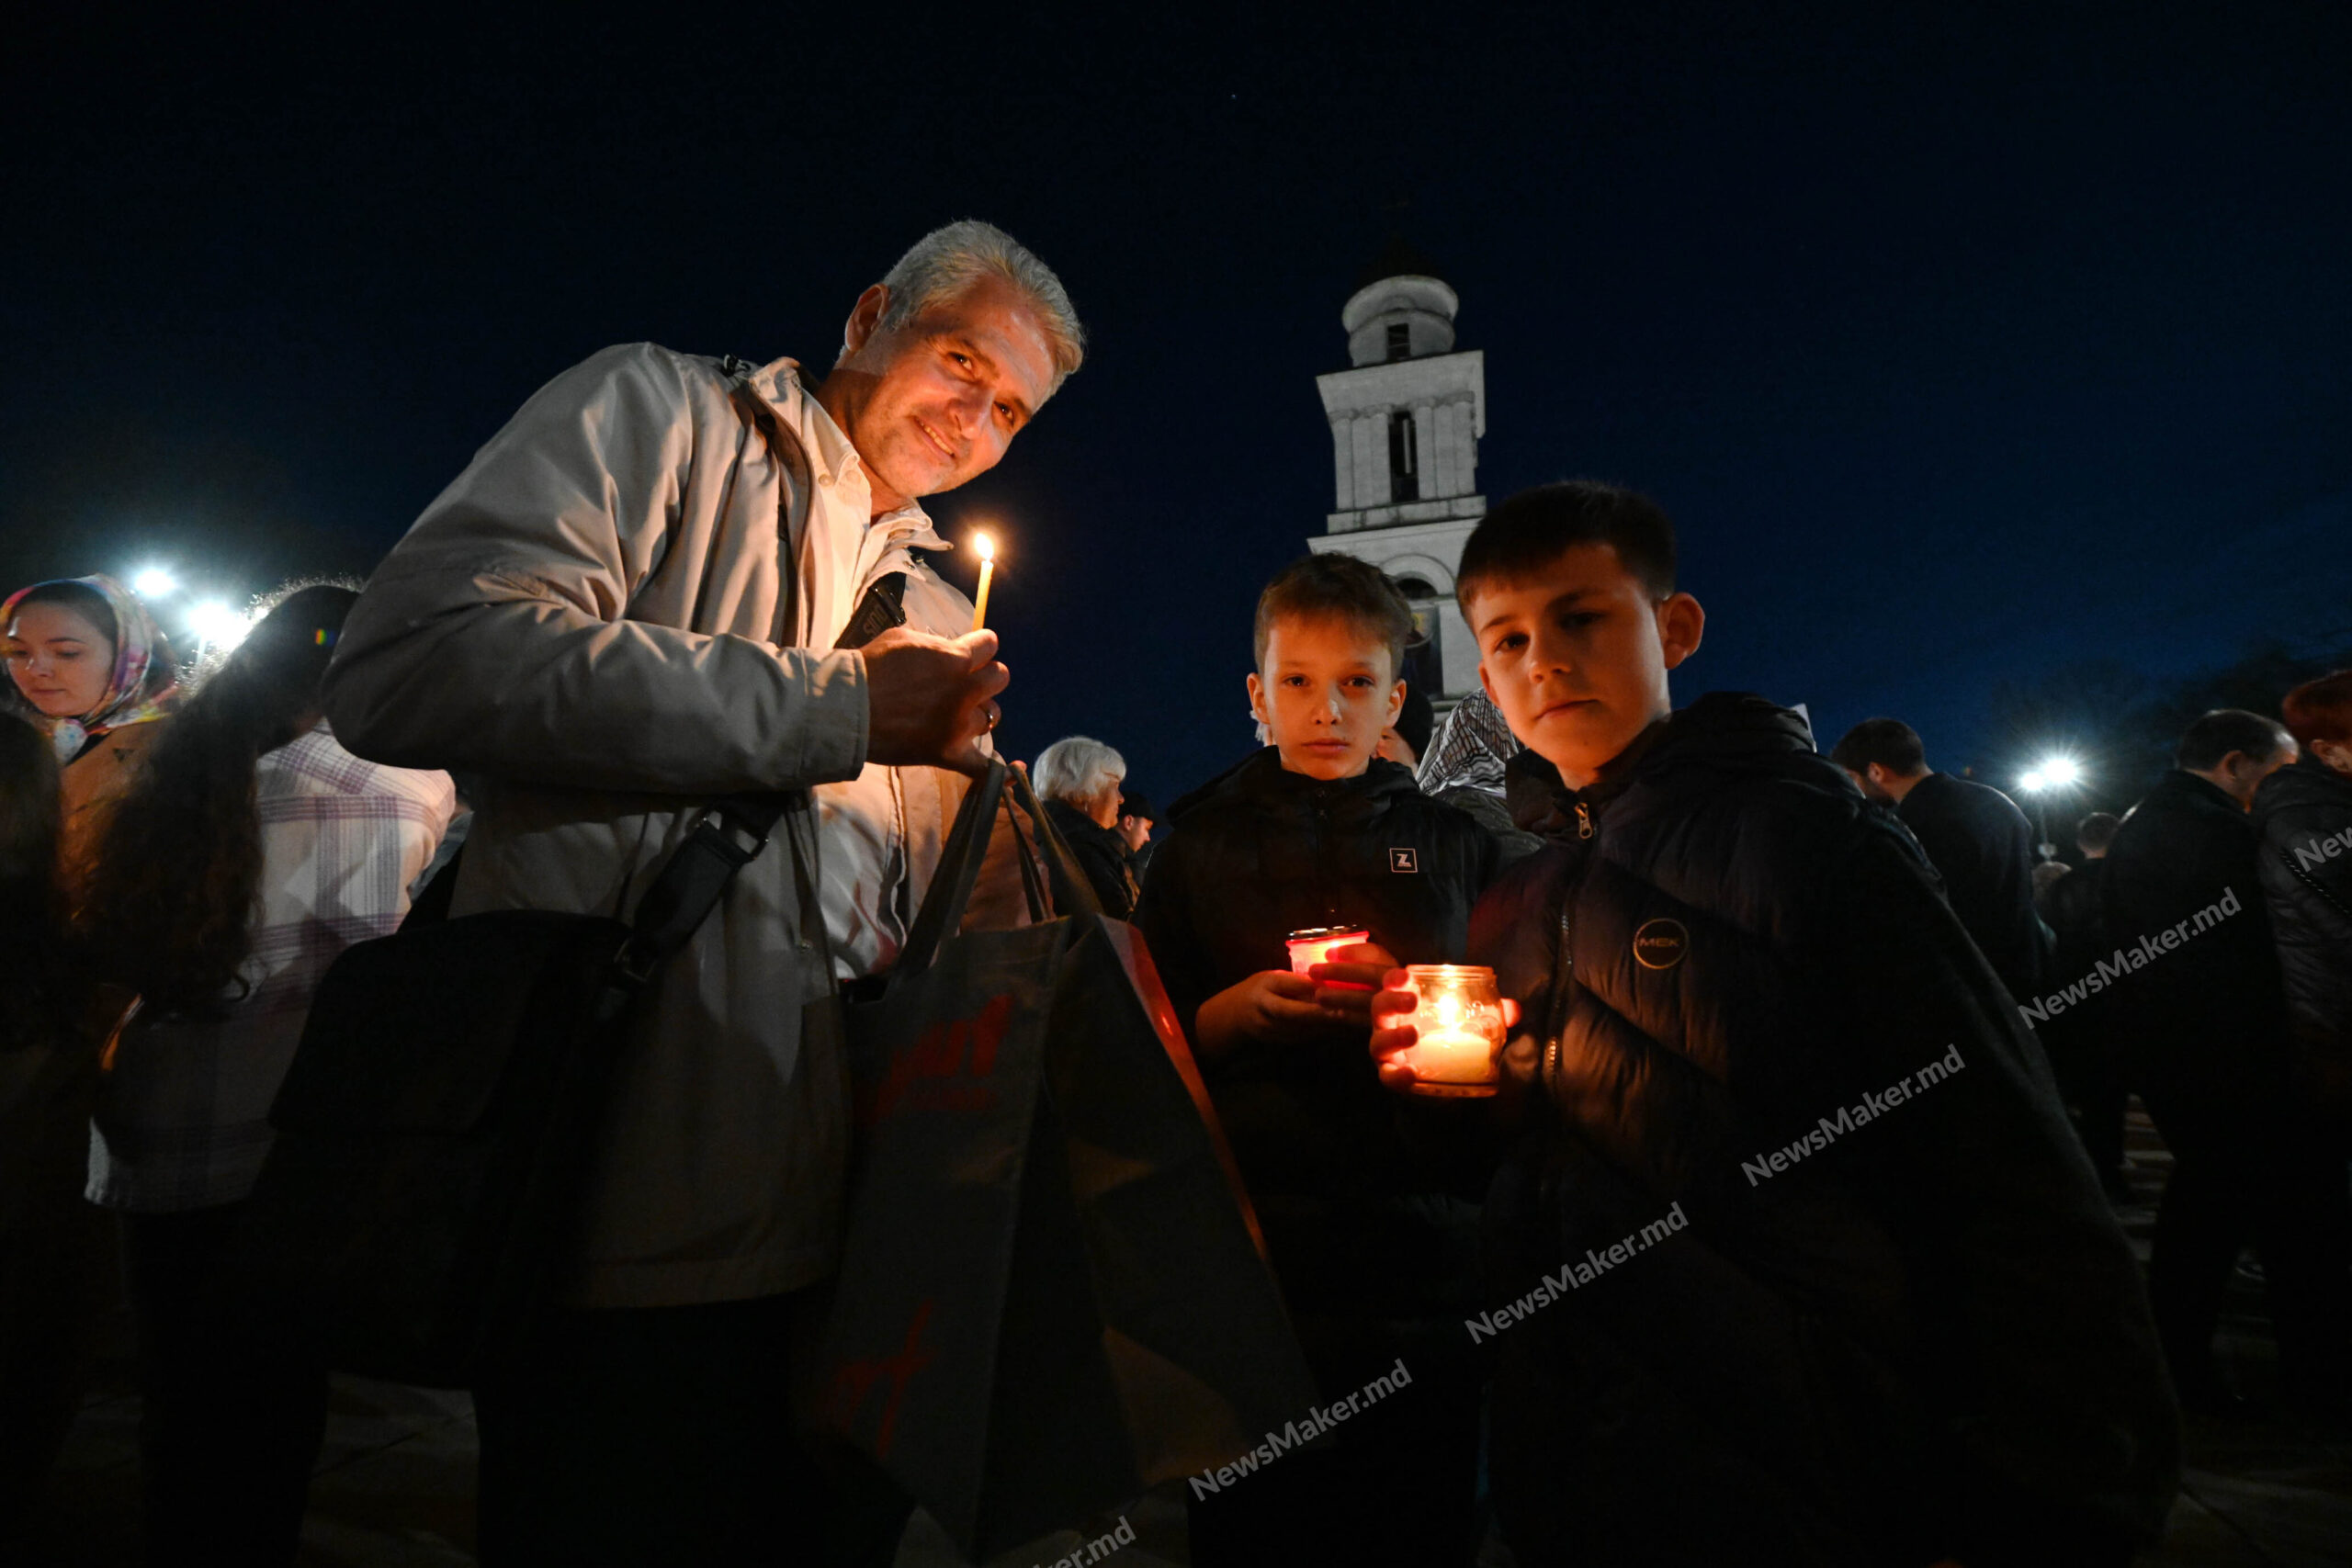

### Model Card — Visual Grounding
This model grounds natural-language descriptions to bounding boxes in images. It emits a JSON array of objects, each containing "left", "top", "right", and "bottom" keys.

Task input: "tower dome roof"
[
  {"left": 1341, "top": 239, "right": 1459, "bottom": 365},
  {"left": 1355, "top": 234, "right": 1448, "bottom": 292}
]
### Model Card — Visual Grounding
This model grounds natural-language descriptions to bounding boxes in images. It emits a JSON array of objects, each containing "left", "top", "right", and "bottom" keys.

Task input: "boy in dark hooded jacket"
[
  {"left": 1136, "top": 553, "right": 1502, "bottom": 1567},
  {"left": 1372, "top": 482, "right": 2177, "bottom": 1567}
]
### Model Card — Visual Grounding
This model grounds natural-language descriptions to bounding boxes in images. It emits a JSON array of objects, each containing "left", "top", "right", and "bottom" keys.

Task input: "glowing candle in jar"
[
  {"left": 1286, "top": 926, "right": 1371, "bottom": 978},
  {"left": 969, "top": 532, "right": 996, "bottom": 631},
  {"left": 1398, "top": 964, "right": 1504, "bottom": 1097}
]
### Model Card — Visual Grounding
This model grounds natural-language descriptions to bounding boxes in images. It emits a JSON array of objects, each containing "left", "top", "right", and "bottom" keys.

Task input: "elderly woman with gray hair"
[{"left": 1034, "top": 735, "right": 1140, "bottom": 919}]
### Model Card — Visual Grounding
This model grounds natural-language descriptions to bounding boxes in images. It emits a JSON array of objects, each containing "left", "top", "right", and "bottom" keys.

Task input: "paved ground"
[{"left": 22, "top": 1102, "right": 2352, "bottom": 1566}]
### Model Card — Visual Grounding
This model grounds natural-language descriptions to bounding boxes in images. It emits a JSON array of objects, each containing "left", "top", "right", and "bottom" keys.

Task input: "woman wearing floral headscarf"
[
  {"left": 2, "top": 573, "right": 180, "bottom": 891},
  {"left": 0, "top": 573, "right": 174, "bottom": 1551}
]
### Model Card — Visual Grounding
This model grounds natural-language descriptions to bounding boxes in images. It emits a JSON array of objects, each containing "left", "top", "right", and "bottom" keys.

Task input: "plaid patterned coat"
[{"left": 88, "top": 722, "right": 455, "bottom": 1213}]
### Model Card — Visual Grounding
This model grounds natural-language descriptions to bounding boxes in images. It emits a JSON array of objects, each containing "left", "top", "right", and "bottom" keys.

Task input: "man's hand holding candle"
[{"left": 862, "top": 626, "right": 1008, "bottom": 775}]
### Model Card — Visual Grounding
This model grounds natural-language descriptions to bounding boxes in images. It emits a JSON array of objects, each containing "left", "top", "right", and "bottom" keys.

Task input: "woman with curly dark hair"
[{"left": 77, "top": 582, "right": 455, "bottom": 1565}]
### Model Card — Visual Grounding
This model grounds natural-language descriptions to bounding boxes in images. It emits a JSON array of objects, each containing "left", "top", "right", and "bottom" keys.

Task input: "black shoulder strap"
[
  {"left": 835, "top": 573, "right": 908, "bottom": 650},
  {"left": 614, "top": 792, "right": 798, "bottom": 986},
  {"left": 399, "top": 791, "right": 797, "bottom": 988}
]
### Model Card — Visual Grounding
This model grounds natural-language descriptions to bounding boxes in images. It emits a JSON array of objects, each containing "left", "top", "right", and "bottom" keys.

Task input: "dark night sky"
[{"left": 6, "top": 3, "right": 2347, "bottom": 808}]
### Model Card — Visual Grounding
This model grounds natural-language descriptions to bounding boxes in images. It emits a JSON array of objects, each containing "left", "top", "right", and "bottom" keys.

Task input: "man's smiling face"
[
  {"left": 1469, "top": 542, "right": 1704, "bottom": 788},
  {"left": 819, "top": 274, "right": 1057, "bottom": 512}
]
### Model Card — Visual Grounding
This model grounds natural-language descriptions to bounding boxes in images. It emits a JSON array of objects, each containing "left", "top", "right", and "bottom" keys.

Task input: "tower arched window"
[
  {"left": 1390, "top": 576, "right": 1442, "bottom": 694},
  {"left": 1387, "top": 410, "right": 1419, "bottom": 503}
]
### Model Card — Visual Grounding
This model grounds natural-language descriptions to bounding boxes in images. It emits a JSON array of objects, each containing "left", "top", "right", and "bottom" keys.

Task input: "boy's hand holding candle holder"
[
  {"left": 1286, "top": 926, "right": 1370, "bottom": 978},
  {"left": 1370, "top": 964, "right": 1513, "bottom": 1097},
  {"left": 1283, "top": 927, "right": 1398, "bottom": 1029}
]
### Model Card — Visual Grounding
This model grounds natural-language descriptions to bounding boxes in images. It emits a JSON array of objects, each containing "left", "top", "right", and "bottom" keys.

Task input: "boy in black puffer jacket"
[
  {"left": 1372, "top": 482, "right": 2178, "bottom": 1567},
  {"left": 1136, "top": 554, "right": 1503, "bottom": 1568}
]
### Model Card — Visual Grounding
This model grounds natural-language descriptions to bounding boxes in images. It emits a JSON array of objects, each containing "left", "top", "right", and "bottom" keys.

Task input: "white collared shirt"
[{"left": 775, "top": 364, "right": 950, "bottom": 980}]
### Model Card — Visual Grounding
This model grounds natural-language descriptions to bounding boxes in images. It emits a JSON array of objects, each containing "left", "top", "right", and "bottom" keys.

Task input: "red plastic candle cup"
[
  {"left": 1397, "top": 964, "right": 1504, "bottom": 1097},
  {"left": 1287, "top": 926, "right": 1371, "bottom": 978}
]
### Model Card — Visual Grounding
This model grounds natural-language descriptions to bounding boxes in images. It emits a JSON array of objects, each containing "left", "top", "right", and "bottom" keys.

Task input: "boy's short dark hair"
[
  {"left": 1253, "top": 554, "right": 1413, "bottom": 674},
  {"left": 1828, "top": 718, "right": 1928, "bottom": 778},
  {"left": 1454, "top": 480, "right": 1678, "bottom": 615},
  {"left": 2075, "top": 811, "right": 2120, "bottom": 855},
  {"left": 2176, "top": 708, "right": 2292, "bottom": 773}
]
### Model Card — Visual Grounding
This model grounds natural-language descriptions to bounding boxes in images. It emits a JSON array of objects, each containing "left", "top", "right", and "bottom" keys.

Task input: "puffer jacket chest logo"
[
  {"left": 1389, "top": 848, "right": 1419, "bottom": 873},
  {"left": 1632, "top": 917, "right": 1689, "bottom": 970}
]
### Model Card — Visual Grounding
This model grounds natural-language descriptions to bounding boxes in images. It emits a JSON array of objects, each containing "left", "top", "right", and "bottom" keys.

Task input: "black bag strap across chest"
[
  {"left": 614, "top": 791, "right": 798, "bottom": 985},
  {"left": 407, "top": 790, "right": 797, "bottom": 986}
]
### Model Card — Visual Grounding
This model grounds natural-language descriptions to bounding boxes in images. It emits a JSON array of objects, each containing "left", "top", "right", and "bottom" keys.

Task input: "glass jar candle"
[
  {"left": 1286, "top": 926, "right": 1371, "bottom": 977},
  {"left": 1396, "top": 964, "right": 1504, "bottom": 1097}
]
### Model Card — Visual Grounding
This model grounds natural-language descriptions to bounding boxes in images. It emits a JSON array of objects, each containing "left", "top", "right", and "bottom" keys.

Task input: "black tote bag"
[
  {"left": 229, "top": 794, "right": 798, "bottom": 1389},
  {"left": 806, "top": 761, "right": 1317, "bottom": 1558}
]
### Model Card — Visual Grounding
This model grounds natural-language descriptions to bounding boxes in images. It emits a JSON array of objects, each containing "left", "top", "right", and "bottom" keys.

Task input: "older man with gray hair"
[
  {"left": 324, "top": 220, "right": 1082, "bottom": 1562},
  {"left": 1034, "top": 735, "right": 1139, "bottom": 919}
]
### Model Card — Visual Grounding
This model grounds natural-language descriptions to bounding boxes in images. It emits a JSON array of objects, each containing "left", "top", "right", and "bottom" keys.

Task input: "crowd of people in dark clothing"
[{"left": 4, "top": 219, "right": 2351, "bottom": 1568}]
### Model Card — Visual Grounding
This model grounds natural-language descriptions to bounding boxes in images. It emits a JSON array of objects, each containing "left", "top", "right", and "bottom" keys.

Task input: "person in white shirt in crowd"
[
  {"left": 75, "top": 584, "right": 455, "bottom": 1566},
  {"left": 319, "top": 220, "right": 1081, "bottom": 1563}
]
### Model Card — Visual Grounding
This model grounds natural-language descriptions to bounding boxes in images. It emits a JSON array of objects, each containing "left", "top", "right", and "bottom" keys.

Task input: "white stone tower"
[{"left": 1306, "top": 240, "right": 1487, "bottom": 705}]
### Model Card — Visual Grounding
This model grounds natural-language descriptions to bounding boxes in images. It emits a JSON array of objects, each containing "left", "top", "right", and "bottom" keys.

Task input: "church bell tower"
[{"left": 1306, "top": 239, "right": 1487, "bottom": 707}]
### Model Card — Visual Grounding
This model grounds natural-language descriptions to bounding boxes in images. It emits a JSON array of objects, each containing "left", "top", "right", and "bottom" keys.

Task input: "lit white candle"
[
  {"left": 969, "top": 532, "right": 996, "bottom": 631},
  {"left": 1407, "top": 1029, "right": 1495, "bottom": 1079},
  {"left": 1399, "top": 967, "right": 1503, "bottom": 1096}
]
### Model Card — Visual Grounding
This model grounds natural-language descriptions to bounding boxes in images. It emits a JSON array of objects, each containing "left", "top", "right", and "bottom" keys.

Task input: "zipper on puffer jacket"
[
  {"left": 1311, "top": 793, "right": 1339, "bottom": 921},
  {"left": 1547, "top": 801, "right": 1592, "bottom": 1083},
  {"left": 1544, "top": 899, "right": 1573, "bottom": 1084}
]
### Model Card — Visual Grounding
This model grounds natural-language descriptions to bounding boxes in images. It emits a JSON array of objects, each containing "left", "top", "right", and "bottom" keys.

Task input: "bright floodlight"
[
  {"left": 2020, "top": 768, "right": 2049, "bottom": 793},
  {"left": 187, "top": 599, "right": 252, "bottom": 651},
  {"left": 2038, "top": 757, "right": 2081, "bottom": 788},
  {"left": 130, "top": 568, "right": 178, "bottom": 599}
]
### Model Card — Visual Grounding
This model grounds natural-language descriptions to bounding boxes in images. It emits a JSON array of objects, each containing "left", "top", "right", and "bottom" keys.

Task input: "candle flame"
[{"left": 972, "top": 532, "right": 995, "bottom": 562}]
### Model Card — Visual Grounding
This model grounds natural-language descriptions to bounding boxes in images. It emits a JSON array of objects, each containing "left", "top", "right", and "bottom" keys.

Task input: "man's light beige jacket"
[{"left": 326, "top": 342, "right": 923, "bottom": 1309}]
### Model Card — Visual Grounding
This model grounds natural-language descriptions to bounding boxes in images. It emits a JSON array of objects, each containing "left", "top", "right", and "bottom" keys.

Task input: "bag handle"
[
  {"left": 894, "top": 761, "right": 1010, "bottom": 979},
  {"left": 1000, "top": 786, "right": 1051, "bottom": 924},
  {"left": 890, "top": 758, "right": 1106, "bottom": 985},
  {"left": 1006, "top": 761, "right": 1101, "bottom": 921}
]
